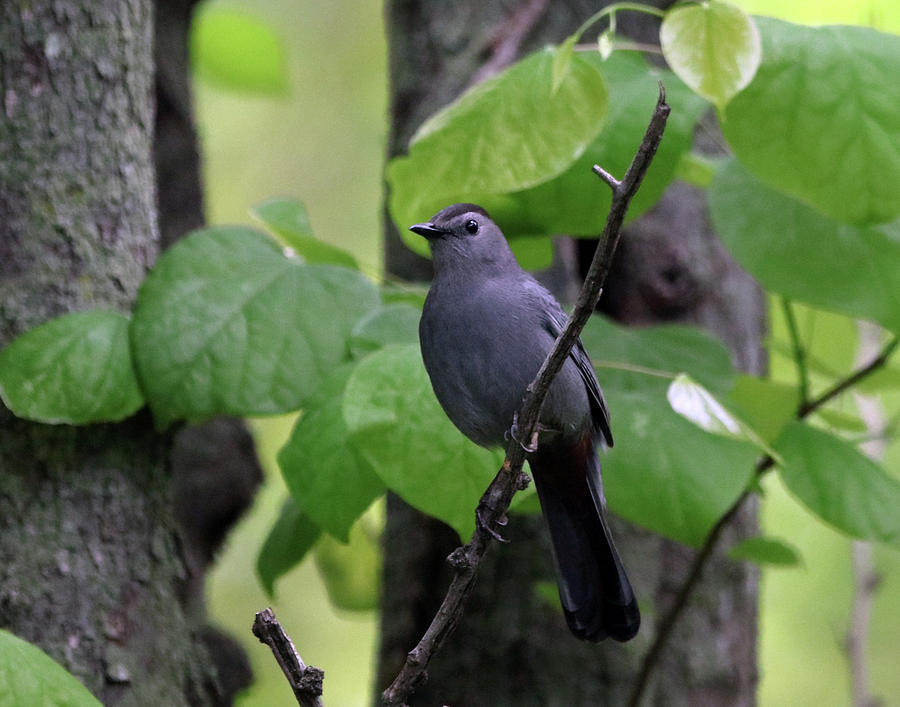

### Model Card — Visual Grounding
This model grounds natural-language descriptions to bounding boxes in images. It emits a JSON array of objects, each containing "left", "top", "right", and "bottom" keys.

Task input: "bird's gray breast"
[{"left": 419, "top": 276, "right": 589, "bottom": 448}]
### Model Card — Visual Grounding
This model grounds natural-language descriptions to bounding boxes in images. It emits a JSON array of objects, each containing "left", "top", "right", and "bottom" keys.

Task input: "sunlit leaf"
[
  {"left": 667, "top": 373, "right": 774, "bottom": 457},
  {"left": 660, "top": 1, "right": 761, "bottom": 110},
  {"left": 388, "top": 48, "right": 609, "bottom": 251},
  {"left": 485, "top": 52, "right": 709, "bottom": 238},
  {"left": 723, "top": 18, "right": 900, "bottom": 225},
  {"left": 551, "top": 35, "right": 577, "bottom": 93}
]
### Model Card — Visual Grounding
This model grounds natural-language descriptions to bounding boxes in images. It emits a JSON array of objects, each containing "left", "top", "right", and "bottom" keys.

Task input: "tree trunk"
[
  {"left": 378, "top": 1, "right": 763, "bottom": 704},
  {"left": 0, "top": 3, "right": 214, "bottom": 703}
]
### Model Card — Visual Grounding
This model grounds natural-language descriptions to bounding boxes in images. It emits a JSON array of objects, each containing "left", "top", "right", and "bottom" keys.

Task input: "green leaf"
[
  {"left": 775, "top": 421, "right": 900, "bottom": 545},
  {"left": 723, "top": 18, "right": 900, "bottom": 225},
  {"left": 508, "top": 235, "right": 554, "bottom": 271},
  {"left": 666, "top": 373, "right": 775, "bottom": 457},
  {"left": 380, "top": 283, "right": 428, "bottom": 309},
  {"left": 856, "top": 363, "right": 900, "bottom": 394},
  {"left": 604, "top": 388, "right": 758, "bottom": 547},
  {"left": 0, "top": 629, "right": 101, "bottom": 706},
  {"left": 257, "top": 499, "right": 322, "bottom": 597},
  {"left": 314, "top": 517, "right": 381, "bottom": 612},
  {"left": 348, "top": 304, "right": 421, "bottom": 359},
  {"left": 675, "top": 151, "right": 721, "bottom": 189},
  {"left": 251, "top": 197, "right": 358, "bottom": 268},
  {"left": 581, "top": 316, "right": 736, "bottom": 394},
  {"left": 709, "top": 161, "right": 900, "bottom": 333},
  {"left": 0, "top": 311, "right": 143, "bottom": 424},
  {"left": 813, "top": 408, "right": 867, "bottom": 434},
  {"left": 551, "top": 35, "right": 578, "bottom": 93},
  {"left": 727, "top": 375, "right": 798, "bottom": 443},
  {"left": 388, "top": 48, "right": 609, "bottom": 249},
  {"left": 728, "top": 536, "right": 802, "bottom": 567},
  {"left": 278, "top": 365, "right": 384, "bottom": 542},
  {"left": 131, "top": 226, "right": 379, "bottom": 427},
  {"left": 343, "top": 344, "right": 504, "bottom": 540},
  {"left": 660, "top": 1, "right": 761, "bottom": 111},
  {"left": 190, "top": 7, "right": 287, "bottom": 94},
  {"left": 483, "top": 52, "right": 710, "bottom": 239}
]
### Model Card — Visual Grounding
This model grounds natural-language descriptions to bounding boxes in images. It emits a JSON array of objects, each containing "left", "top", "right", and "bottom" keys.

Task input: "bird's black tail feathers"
[{"left": 530, "top": 437, "right": 640, "bottom": 642}]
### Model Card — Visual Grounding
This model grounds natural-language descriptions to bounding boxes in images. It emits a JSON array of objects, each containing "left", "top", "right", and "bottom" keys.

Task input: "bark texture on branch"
[
  {"left": 0, "top": 2, "right": 215, "bottom": 703},
  {"left": 380, "top": 1, "right": 764, "bottom": 705}
]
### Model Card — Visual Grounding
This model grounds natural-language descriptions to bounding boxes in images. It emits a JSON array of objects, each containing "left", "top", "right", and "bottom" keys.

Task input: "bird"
[{"left": 411, "top": 202, "right": 639, "bottom": 642}]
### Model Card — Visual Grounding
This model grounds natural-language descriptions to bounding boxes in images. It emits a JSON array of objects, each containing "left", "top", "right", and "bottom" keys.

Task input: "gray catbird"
[{"left": 411, "top": 203, "right": 639, "bottom": 642}]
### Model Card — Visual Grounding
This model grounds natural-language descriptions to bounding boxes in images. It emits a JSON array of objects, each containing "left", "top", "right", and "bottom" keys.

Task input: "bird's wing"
[{"left": 540, "top": 297, "right": 614, "bottom": 448}]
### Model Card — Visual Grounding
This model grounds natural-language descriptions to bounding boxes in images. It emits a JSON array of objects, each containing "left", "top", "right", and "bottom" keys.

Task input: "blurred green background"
[{"left": 192, "top": 1, "right": 900, "bottom": 704}]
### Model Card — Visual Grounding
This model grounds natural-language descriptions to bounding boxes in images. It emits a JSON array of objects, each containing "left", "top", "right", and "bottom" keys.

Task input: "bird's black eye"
[{"left": 465, "top": 219, "right": 479, "bottom": 234}]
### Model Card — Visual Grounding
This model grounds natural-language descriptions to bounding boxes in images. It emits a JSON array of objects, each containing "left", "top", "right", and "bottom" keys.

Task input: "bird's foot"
[
  {"left": 476, "top": 503, "right": 509, "bottom": 543},
  {"left": 507, "top": 413, "right": 539, "bottom": 453}
]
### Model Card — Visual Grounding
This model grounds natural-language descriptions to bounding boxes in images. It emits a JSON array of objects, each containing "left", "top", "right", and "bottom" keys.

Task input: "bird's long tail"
[{"left": 530, "top": 435, "right": 640, "bottom": 642}]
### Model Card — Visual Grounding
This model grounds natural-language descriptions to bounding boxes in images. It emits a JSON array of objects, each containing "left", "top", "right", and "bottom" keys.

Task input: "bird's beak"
[{"left": 409, "top": 222, "right": 445, "bottom": 239}]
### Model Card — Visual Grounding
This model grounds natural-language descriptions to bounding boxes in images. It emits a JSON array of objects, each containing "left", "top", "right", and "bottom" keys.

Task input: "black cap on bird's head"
[
  {"left": 409, "top": 203, "right": 515, "bottom": 272},
  {"left": 409, "top": 203, "right": 493, "bottom": 240}
]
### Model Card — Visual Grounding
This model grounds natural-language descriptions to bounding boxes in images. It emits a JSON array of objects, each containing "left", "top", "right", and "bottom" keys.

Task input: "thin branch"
[
  {"left": 381, "top": 84, "right": 670, "bottom": 707},
  {"left": 799, "top": 336, "right": 898, "bottom": 417},
  {"left": 627, "top": 333, "right": 900, "bottom": 706},
  {"left": 252, "top": 608, "right": 325, "bottom": 707}
]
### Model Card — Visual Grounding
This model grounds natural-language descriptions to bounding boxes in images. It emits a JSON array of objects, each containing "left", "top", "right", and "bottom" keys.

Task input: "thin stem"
[
  {"left": 571, "top": 1, "right": 666, "bottom": 44},
  {"left": 780, "top": 298, "right": 810, "bottom": 407},
  {"left": 799, "top": 336, "right": 898, "bottom": 417}
]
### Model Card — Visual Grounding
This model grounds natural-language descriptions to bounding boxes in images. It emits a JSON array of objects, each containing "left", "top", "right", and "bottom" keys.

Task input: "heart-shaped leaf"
[
  {"left": 131, "top": 226, "right": 379, "bottom": 426},
  {"left": 0, "top": 310, "right": 142, "bottom": 424}
]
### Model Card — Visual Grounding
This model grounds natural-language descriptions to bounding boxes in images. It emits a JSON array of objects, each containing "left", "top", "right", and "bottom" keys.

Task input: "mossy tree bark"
[
  {"left": 0, "top": 2, "right": 216, "bottom": 703},
  {"left": 379, "top": 1, "right": 763, "bottom": 704}
]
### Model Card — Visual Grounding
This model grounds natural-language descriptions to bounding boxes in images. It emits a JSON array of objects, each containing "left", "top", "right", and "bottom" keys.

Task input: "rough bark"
[
  {"left": 0, "top": 3, "right": 214, "bottom": 704},
  {"left": 378, "top": 2, "right": 763, "bottom": 705}
]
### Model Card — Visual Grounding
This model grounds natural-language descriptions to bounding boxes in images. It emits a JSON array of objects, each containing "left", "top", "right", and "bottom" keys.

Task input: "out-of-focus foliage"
[{"left": 190, "top": 5, "right": 287, "bottom": 93}]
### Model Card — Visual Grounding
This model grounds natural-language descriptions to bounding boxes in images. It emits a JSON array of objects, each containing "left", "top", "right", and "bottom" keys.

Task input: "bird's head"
[{"left": 410, "top": 203, "right": 517, "bottom": 275}]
